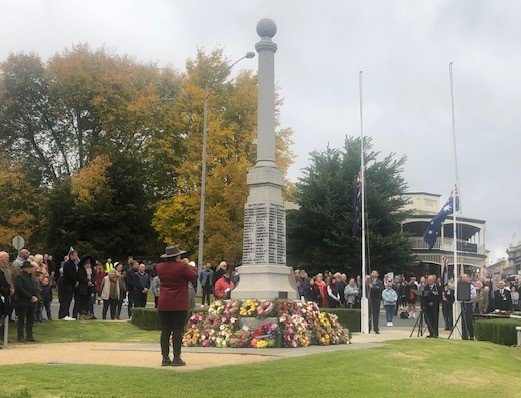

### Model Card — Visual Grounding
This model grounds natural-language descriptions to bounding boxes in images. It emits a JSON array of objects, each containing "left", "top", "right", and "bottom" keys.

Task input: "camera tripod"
[
  {"left": 409, "top": 306, "right": 435, "bottom": 337},
  {"left": 447, "top": 301, "right": 470, "bottom": 340}
]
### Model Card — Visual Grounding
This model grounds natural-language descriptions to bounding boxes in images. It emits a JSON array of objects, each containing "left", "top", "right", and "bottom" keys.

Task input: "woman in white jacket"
[
  {"left": 382, "top": 284, "right": 398, "bottom": 327},
  {"left": 100, "top": 269, "right": 120, "bottom": 320}
]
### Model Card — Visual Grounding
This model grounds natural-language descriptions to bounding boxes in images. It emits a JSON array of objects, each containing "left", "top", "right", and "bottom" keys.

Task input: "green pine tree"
[{"left": 287, "top": 136, "right": 413, "bottom": 275}]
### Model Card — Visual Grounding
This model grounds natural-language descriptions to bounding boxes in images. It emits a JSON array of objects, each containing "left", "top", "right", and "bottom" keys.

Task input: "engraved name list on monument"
[{"left": 243, "top": 203, "right": 285, "bottom": 265}]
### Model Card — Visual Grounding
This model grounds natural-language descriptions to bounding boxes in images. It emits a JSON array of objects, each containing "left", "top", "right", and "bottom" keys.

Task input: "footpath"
[{"left": 0, "top": 327, "right": 446, "bottom": 370}]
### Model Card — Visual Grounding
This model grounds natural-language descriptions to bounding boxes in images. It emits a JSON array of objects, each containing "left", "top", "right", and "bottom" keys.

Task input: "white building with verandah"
[{"left": 399, "top": 192, "right": 488, "bottom": 278}]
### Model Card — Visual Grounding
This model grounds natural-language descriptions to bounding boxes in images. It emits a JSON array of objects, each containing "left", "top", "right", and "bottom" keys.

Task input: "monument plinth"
[{"left": 232, "top": 18, "right": 298, "bottom": 300}]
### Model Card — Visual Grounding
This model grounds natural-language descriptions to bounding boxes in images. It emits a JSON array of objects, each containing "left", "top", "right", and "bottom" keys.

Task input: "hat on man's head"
[
  {"left": 160, "top": 245, "right": 186, "bottom": 259},
  {"left": 21, "top": 260, "right": 33, "bottom": 269}
]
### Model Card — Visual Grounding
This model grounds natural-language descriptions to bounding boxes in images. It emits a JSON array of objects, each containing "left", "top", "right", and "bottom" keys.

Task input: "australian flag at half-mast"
[
  {"left": 423, "top": 189, "right": 459, "bottom": 249},
  {"left": 352, "top": 172, "right": 363, "bottom": 235}
]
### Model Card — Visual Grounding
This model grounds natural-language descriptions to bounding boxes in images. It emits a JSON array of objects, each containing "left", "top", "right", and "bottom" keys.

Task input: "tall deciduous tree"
[
  {"left": 0, "top": 44, "right": 184, "bottom": 186},
  {"left": 0, "top": 159, "right": 43, "bottom": 251},
  {"left": 287, "top": 136, "right": 412, "bottom": 275},
  {"left": 153, "top": 49, "right": 294, "bottom": 263}
]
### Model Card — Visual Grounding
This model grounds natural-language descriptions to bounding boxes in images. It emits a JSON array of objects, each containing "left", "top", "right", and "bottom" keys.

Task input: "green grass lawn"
[
  {"left": 7, "top": 320, "right": 158, "bottom": 344},
  {"left": 1, "top": 338, "right": 520, "bottom": 398}
]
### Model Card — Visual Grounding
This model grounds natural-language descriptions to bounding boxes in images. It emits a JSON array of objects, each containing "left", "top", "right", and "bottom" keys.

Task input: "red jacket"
[
  {"left": 156, "top": 259, "right": 198, "bottom": 311},
  {"left": 95, "top": 269, "right": 106, "bottom": 293},
  {"left": 214, "top": 277, "right": 234, "bottom": 299},
  {"left": 315, "top": 280, "right": 328, "bottom": 308}
]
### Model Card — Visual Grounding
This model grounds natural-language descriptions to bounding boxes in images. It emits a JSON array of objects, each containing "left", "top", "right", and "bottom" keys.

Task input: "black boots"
[
  {"left": 171, "top": 358, "right": 186, "bottom": 367},
  {"left": 161, "top": 357, "right": 172, "bottom": 366}
]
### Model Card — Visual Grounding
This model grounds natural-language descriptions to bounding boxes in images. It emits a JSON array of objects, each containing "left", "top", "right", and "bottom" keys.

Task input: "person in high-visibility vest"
[{"left": 104, "top": 259, "right": 114, "bottom": 273}]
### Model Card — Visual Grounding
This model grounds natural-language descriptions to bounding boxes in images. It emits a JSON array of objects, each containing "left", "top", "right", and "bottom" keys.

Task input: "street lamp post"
[{"left": 197, "top": 52, "right": 255, "bottom": 295}]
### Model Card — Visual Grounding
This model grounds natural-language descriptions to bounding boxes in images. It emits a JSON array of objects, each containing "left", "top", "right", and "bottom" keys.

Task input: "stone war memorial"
[
  {"left": 181, "top": 19, "right": 350, "bottom": 350},
  {"left": 233, "top": 18, "right": 298, "bottom": 301}
]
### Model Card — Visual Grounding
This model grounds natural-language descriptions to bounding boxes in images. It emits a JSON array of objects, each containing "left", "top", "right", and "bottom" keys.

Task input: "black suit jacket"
[
  {"left": 0, "top": 270, "right": 10, "bottom": 315},
  {"left": 423, "top": 283, "right": 441, "bottom": 307},
  {"left": 369, "top": 278, "right": 384, "bottom": 301},
  {"left": 493, "top": 289, "right": 513, "bottom": 311},
  {"left": 14, "top": 271, "right": 37, "bottom": 307},
  {"left": 62, "top": 259, "right": 78, "bottom": 291}
]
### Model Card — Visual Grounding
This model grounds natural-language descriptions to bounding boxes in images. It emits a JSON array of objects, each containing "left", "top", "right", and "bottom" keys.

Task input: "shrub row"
[
  {"left": 474, "top": 318, "right": 521, "bottom": 346},
  {"left": 131, "top": 306, "right": 361, "bottom": 333},
  {"left": 131, "top": 308, "right": 205, "bottom": 331}
]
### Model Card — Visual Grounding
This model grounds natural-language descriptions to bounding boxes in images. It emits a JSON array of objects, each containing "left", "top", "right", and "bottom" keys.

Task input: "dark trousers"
[
  {"left": 74, "top": 292, "right": 89, "bottom": 317},
  {"left": 202, "top": 285, "right": 212, "bottom": 306},
  {"left": 462, "top": 302, "right": 474, "bottom": 340},
  {"left": 159, "top": 310, "right": 187, "bottom": 359},
  {"left": 369, "top": 300, "right": 381, "bottom": 333},
  {"left": 17, "top": 305, "right": 35, "bottom": 340},
  {"left": 116, "top": 299, "right": 123, "bottom": 317},
  {"left": 59, "top": 289, "right": 73, "bottom": 319},
  {"left": 35, "top": 301, "right": 43, "bottom": 322},
  {"left": 424, "top": 304, "right": 439, "bottom": 337},
  {"left": 43, "top": 300, "right": 52, "bottom": 320},
  {"left": 154, "top": 296, "right": 159, "bottom": 308},
  {"left": 102, "top": 299, "right": 118, "bottom": 319},
  {"left": 442, "top": 302, "right": 453, "bottom": 329},
  {"left": 134, "top": 292, "right": 147, "bottom": 308}
]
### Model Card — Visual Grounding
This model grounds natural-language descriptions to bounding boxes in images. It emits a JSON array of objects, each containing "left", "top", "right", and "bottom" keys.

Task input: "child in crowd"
[{"left": 41, "top": 276, "right": 53, "bottom": 320}]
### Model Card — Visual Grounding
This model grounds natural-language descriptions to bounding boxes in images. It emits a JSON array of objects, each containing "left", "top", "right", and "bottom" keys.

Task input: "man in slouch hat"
[{"left": 156, "top": 245, "right": 198, "bottom": 366}]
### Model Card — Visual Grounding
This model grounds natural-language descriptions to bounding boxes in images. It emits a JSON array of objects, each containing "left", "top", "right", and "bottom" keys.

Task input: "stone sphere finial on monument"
[{"left": 256, "top": 18, "right": 277, "bottom": 38}]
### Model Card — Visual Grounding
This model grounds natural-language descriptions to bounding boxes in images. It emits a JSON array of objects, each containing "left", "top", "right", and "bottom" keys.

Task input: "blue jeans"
[{"left": 385, "top": 305, "right": 395, "bottom": 323}]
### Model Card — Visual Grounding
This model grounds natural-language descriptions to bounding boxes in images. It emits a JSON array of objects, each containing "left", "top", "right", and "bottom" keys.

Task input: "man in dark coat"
[
  {"left": 156, "top": 245, "right": 198, "bottom": 366},
  {"left": 125, "top": 261, "right": 139, "bottom": 317},
  {"left": 368, "top": 270, "right": 384, "bottom": 334},
  {"left": 14, "top": 261, "right": 38, "bottom": 342},
  {"left": 59, "top": 250, "right": 79, "bottom": 319},
  {"left": 493, "top": 281, "right": 513, "bottom": 311},
  {"left": 132, "top": 263, "right": 150, "bottom": 308},
  {"left": 198, "top": 262, "right": 214, "bottom": 306},
  {"left": 422, "top": 275, "right": 440, "bottom": 338},
  {"left": 74, "top": 255, "right": 95, "bottom": 319}
]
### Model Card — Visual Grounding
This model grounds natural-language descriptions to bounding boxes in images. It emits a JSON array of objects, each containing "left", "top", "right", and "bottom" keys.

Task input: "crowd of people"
[
  {"left": 0, "top": 246, "right": 246, "bottom": 347},
  {"left": 2, "top": 246, "right": 520, "bottom": 358},
  {"left": 292, "top": 268, "right": 520, "bottom": 337}
]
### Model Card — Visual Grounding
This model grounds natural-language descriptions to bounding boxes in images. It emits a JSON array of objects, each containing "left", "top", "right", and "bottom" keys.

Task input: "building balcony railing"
[
  {"left": 409, "top": 236, "right": 485, "bottom": 255},
  {"left": 414, "top": 253, "right": 485, "bottom": 268}
]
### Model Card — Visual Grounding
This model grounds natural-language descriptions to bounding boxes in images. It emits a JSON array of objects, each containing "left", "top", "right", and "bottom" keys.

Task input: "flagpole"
[
  {"left": 449, "top": 62, "right": 462, "bottom": 340},
  {"left": 359, "top": 70, "right": 369, "bottom": 334}
]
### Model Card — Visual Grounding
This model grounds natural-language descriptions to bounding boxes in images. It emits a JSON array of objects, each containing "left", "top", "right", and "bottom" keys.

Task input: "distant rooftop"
[{"left": 403, "top": 192, "right": 441, "bottom": 197}]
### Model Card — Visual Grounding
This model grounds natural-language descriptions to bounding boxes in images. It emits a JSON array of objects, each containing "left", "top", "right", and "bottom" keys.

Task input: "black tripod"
[
  {"left": 447, "top": 301, "right": 470, "bottom": 339},
  {"left": 409, "top": 305, "right": 433, "bottom": 337}
]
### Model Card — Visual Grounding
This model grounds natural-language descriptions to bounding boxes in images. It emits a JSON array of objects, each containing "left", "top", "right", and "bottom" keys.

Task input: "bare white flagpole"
[
  {"left": 359, "top": 70, "right": 369, "bottom": 334},
  {"left": 449, "top": 62, "right": 462, "bottom": 339}
]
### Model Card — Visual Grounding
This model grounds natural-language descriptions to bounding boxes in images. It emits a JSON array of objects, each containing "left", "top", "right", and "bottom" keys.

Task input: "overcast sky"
[{"left": 1, "top": 0, "right": 519, "bottom": 261}]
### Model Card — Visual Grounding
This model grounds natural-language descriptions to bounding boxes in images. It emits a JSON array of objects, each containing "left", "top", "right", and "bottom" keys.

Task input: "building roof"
[{"left": 403, "top": 192, "right": 441, "bottom": 197}]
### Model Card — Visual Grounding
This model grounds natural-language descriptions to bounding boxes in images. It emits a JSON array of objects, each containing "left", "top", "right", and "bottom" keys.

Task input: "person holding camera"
[
  {"left": 423, "top": 275, "right": 440, "bottom": 338},
  {"left": 156, "top": 245, "right": 198, "bottom": 367}
]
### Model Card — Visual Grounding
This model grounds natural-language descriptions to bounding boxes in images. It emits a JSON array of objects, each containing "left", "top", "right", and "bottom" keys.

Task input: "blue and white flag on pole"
[{"left": 423, "top": 189, "right": 459, "bottom": 249}]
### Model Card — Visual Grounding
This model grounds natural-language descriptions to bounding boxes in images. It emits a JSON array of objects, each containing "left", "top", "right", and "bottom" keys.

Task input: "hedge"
[
  {"left": 131, "top": 308, "right": 205, "bottom": 331},
  {"left": 474, "top": 318, "right": 521, "bottom": 346},
  {"left": 132, "top": 306, "right": 361, "bottom": 333},
  {"left": 320, "top": 308, "right": 361, "bottom": 333}
]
